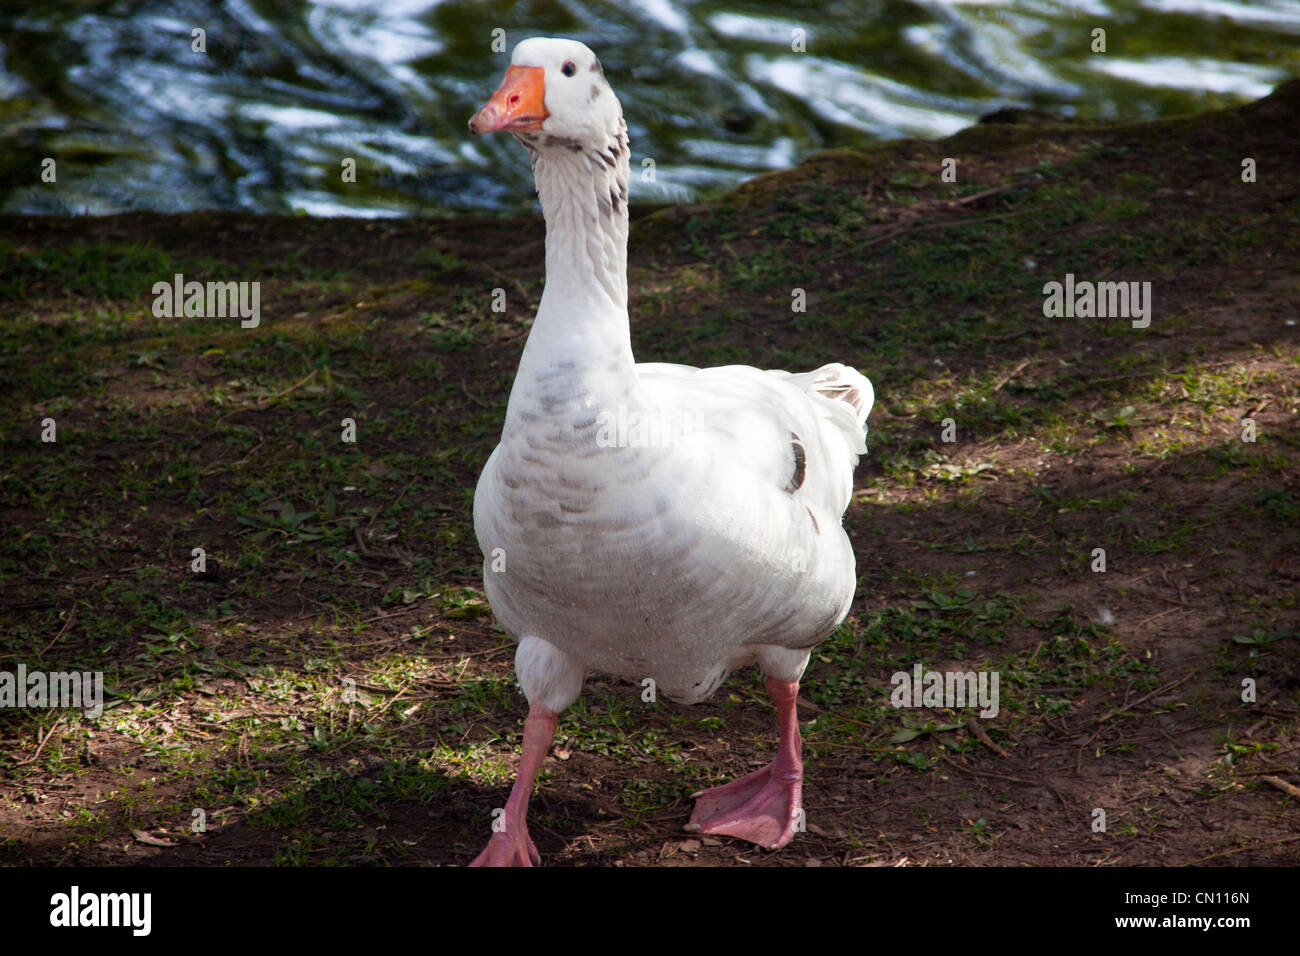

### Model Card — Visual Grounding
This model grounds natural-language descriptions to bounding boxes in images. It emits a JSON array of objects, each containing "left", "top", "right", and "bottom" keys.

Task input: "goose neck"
[{"left": 509, "top": 124, "right": 639, "bottom": 422}]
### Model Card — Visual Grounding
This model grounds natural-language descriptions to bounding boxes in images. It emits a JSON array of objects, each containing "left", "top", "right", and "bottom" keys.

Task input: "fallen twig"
[
  {"left": 15, "top": 718, "right": 62, "bottom": 767},
  {"left": 37, "top": 609, "right": 77, "bottom": 658},
  {"left": 944, "top": 179, "right": 1040, "bottom": 208},
  {"left": 218, "top": 369, "right": 319, "bottom": 423},
  {"left": 992, "top": 359, "right": 1033, "bottom": 393},
  {"left": 967, "top": 717, "right": 1009, "bottom": 757},
  {"left": 942, "top": 754, "right": 1068, "bottom": 807},
  {"left": 1132, "top": 607, "right": 1182, "bottom": 630},
  {"left": 480, "top": 263, "right": 533, "bottom": 304},
  {"left": 460, "top": 380, "right": 493, "bottom": 409},
  {"left": 1190, "top": 834, "right": 1300, "bottom": 865},
  {"left": 1098, "top": 674, "right": 1192, "bottom": 724},
  {"left": 858, "top": 209, "right": 1029, "bottom": 251},
  {"left": 1245, "top": 689, "right": 1282, "bottom": 737},
  {"left": 1261, "top": 775, "right": 1300, "bottom": 799}
]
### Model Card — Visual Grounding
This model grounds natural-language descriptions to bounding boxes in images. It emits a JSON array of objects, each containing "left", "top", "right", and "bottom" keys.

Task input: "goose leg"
[
  {"left": 469, "top": 704, "right": 557, "bottom": 866},
  {"left": 685, "top": 676, "right": 803, "bottom": 850}
]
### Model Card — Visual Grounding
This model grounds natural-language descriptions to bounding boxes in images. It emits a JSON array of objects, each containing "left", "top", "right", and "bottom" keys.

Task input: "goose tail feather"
[{"left": 783, "top": 362, "right": 873, "bottom": 460}]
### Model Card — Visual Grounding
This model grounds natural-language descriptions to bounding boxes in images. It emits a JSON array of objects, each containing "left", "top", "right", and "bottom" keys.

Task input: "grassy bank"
[{"left": 0, "top": 80, "right": 1297, "bottom": 866}]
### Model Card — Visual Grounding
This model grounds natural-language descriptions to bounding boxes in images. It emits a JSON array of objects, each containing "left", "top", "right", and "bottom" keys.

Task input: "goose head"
[
  {"left": 469, "top": 37, "right": 623, "bottom": 153},
  {"left": 470, "top": 38, "right": 631, "bottom": 317}
]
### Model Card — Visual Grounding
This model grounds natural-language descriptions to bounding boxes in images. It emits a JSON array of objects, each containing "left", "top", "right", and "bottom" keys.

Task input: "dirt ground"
[{"left": 0, "top": 81, "right": 1297, "bottom": 866}]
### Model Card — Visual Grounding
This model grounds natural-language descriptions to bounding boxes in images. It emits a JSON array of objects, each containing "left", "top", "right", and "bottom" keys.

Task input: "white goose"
[{"left": 466, "top": 37, "right": 873, "bottom": 866}]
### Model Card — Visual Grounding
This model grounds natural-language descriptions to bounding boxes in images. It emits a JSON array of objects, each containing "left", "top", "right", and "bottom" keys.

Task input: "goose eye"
[{"left": 561, "top": 61, "right": 576, "bottom": 77}]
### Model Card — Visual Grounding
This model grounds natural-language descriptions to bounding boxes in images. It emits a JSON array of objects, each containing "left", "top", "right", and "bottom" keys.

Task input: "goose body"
[
  {"left": 476, "top": 361, "right": 869, "bottom": 705},
  {"left": 466, "top": 37, "right": 872, "bottom": 865}
]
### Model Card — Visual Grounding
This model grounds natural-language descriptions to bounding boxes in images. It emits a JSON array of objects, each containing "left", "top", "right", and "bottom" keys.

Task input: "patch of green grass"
[{"left": 0, "top": 239, "right": 221, "bottom": 302}]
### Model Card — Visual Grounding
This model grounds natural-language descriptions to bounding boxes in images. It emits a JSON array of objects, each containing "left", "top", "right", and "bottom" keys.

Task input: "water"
[{"left": 1, "top": 0, "right": 1296, "bottom": 217}]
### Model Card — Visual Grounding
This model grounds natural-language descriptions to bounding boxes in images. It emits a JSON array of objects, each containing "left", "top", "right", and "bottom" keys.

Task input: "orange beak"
[{"left": 469, "top": 65, "right": 548, "bottom": 134}]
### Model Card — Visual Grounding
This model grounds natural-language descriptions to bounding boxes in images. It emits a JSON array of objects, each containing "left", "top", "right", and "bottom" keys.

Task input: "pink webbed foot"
[
  {"left": 685, "top": 761, "right": 802, "bottom": 849},
  {"left": 468, "top": 825, "right": 540, "bottom": 867},
  {"left": 685, "top": 676, "right": 805, "bottom": 851}
]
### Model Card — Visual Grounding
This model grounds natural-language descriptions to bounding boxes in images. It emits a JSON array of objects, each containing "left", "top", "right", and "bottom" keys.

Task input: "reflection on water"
[{"left": 0, "top": 0, "right": 1295, "bottom": 216}]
